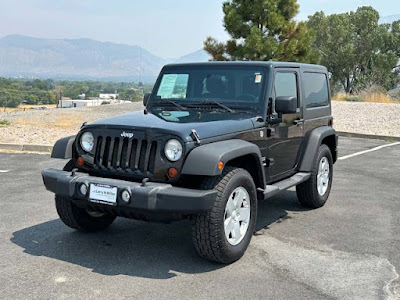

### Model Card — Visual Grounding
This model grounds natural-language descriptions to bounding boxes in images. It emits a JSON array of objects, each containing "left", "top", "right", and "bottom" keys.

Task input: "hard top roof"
[{"left": 164, "top": 61, "right": 327, "bottom": 72}]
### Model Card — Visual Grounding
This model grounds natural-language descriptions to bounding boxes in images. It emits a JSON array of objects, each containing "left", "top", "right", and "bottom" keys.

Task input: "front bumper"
[{"left": 41, "top": 168, "right": 216, "bottom": 214}]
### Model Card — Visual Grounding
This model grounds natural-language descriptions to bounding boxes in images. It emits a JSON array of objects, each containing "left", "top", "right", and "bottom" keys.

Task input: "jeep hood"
[{"left": 86, "top": 110, "right": 255, "bottom": 142}]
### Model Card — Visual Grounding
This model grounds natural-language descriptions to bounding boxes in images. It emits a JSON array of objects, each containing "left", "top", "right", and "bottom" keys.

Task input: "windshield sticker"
[
  {"left": 157, "top": 74, "right": 178, "bottom": 98},
  {"left": 255, "top": 73, "right": 262, "bottom": 84}
]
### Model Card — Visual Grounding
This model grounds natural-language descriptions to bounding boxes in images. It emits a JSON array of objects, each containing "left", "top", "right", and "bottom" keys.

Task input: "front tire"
[
  {"left": 192, "top": 167, "right": 257, "bottom": 264},
  {"left": 296, "top": 144, "right": 333, "bottom": 208}
]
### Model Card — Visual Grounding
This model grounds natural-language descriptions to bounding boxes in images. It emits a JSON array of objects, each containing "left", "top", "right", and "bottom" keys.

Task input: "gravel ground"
[
  {"left": 0, "top": 101, "right": 398, "bottom": 145},
  {"left": 331, "top": 101, "right": 400, "bottom": 138},
  {"left": 0, "top": 102, "right": 144, "bottom": 145}
]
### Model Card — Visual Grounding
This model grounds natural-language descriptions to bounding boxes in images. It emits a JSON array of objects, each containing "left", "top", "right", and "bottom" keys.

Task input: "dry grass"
[
  {"left": 2, "top": 104, "right": 57, "bottom": 113},
  {"left": 361, "top": 92, "right": 394, "bottom": 103},
  {"left": 332, "top": 92, "right": 398, "bottom": 104},
  {"left": 332, "top": 93, "right": 348, "bottom": 101},
  {"left": 13, "top": 111, "right": 86, "bottom": 130}
]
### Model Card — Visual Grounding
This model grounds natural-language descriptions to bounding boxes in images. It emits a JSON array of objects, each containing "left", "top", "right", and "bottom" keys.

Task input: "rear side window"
[
  {"left": 303, "top": 73, "right": 329, "bottom": 108},
  {"left": 274, "top": 72, "right": 298, "bottom": 99}
]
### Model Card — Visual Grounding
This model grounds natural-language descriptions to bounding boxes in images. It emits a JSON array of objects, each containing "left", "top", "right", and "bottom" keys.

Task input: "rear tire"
[
  {"left": 55, "top": 159, "right": 116, "bottom": 232},
  {"left": 192, "top": 167, "right": 257, "bottom": 264},
  {"left": 296, "top": 144, "right": 333, "bottom": 208},
  {"left": 55, "top": 195, "right": 116, "bottom": 232}
]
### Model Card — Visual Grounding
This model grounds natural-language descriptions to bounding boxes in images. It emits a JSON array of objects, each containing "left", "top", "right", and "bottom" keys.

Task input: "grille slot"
[{"left": 94, "top": 135, "right": 157, "bottom": 175}]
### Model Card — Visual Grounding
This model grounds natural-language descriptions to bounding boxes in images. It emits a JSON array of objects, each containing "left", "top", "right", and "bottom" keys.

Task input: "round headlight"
[
  {"left": 164, "top": 139, "right": 183, "bottom": 162},
  {"left": 80, "top": 132, "right": 94, "bottom": 152}
]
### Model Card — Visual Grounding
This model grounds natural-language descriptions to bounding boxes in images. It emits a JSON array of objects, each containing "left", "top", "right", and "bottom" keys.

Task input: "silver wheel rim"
[
  {"left": 317, "top": 156, "right": 330, "bottom": 196},
  {"left": 224, "top": 187, "right": 251, "bottom": 246}
]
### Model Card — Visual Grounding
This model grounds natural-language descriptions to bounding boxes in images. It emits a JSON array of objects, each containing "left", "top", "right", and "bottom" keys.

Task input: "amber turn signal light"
[
  {"left": 218, "top": 161, "right": 224, "bottom": 170},
  {"left": 77, "top": 157, "right": 85, "bottom": 167},
  {"left": 168, "top": 167, "right": 178, "bottom": 179}
]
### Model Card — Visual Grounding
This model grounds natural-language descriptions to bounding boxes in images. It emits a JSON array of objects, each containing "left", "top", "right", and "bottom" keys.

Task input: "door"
[{"left": 267, "top": 69, "right": 304, "bottom": 181}]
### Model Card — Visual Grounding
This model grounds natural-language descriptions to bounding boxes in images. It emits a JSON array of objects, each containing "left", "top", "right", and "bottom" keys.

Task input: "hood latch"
[{"left": 190, "top": 129, "right": 201, "bottom": 145}]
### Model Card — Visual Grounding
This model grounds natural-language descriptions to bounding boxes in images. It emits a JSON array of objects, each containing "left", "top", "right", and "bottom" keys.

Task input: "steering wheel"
[{"left": 236, "top": 94, "right": 256, "bottom": 102}]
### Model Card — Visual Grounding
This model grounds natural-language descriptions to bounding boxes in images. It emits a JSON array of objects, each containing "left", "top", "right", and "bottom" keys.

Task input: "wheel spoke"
[
  {"left": 238, "top": 207, "right": 250, "bottom": 222},
  {"left": 318, "top": 183, "right": 323, "bottom": 195},
  {"left": 226, "top": 198, "right": 235, "bottom": 215},
  {"left": 235, "top": 188, "right": 246, "bottom": 208},
  {"left": 232, "top": 222, "right": 241, "bottom": 240},
  {"left": 224, "top": 217, "right": 235, "bottom": 238}
]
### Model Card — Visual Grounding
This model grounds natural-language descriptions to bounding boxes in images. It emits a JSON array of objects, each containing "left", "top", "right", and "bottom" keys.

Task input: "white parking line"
[
  {"left": 338, "top": 142, "right": 400, "bottom": 161},
  {"left": 0, "top": 170, "right": 10, "bottom": 173}
]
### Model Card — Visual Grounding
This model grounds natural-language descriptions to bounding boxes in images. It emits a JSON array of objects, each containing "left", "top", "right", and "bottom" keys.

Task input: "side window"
[
  {"left": 274, "top": 72, "right": 298, "bottom": 101},
  {"left": 303, "top": 72, "right": 329, "bottom": 108}
]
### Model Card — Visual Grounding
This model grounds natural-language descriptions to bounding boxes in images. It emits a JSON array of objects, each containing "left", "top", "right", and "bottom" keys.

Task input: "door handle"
[{"left": 294, "top": 119, "right": 304, "bottom": 126}]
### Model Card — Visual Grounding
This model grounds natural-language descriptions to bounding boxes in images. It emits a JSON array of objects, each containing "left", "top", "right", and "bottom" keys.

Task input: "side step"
[{"left": 259, "top": 172, "right": 311, "bottom": 199}]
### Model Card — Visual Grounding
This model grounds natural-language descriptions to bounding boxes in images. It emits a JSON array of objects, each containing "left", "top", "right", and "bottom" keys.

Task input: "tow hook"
[
  {"left": 71, "top": 168, "right": 78, "bottom": 176},
  {"left": 141, "top": 178, "right": 149, "bottom": 187}
]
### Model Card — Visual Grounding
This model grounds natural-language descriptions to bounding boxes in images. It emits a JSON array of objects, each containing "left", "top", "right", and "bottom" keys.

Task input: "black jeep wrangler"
[{"left": 42, "top": 62, "right": 338, "bottom": 264}]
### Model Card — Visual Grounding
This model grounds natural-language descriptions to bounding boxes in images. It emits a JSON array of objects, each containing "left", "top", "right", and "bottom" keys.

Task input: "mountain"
[
  {"left": 175, "top": 49, "right": 211, "bottom": 63},
  {"left": 379, "top": 15, "right": 400, "bottom": 24},
  {"left": 0, "top": 35, "right": 209, "bottom": 82}
]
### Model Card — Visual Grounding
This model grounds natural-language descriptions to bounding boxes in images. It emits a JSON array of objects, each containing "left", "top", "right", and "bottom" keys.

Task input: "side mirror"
[
  {"left": 275, "top": 96, "right": 297, "bottom": 114},
  {"left": 143, "top": 93, "right": 151, "bottom": 106}
]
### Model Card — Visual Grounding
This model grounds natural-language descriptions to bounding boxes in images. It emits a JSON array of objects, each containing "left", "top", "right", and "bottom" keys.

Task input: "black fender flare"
[
  {"left": 181, "top": 139, "right": 266, "bottom": 185},
  {"left": 51, "top": 135, "right": 76, "bottom": 159},
  {"left": 299, "top": 126, "right": 337, "bottom": 172}
]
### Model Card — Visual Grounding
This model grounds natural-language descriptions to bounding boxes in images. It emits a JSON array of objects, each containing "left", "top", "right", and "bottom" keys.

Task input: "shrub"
[
  {"left": 345, "top": 95, "right": 363, "bottom": 102},
  {"left": 0, "top": 119, "right": 11, "bottom": 126}
]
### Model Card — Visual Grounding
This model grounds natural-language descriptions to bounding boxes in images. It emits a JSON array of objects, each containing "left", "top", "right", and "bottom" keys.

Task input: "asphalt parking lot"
[{"left": 0, "top": 137, "right": 399, "bottom": 300}]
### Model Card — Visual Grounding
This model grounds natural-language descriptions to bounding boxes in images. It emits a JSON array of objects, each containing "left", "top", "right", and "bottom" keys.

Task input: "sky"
[{"left": 0, "top": 0, "right": 399, "bottom": 58}]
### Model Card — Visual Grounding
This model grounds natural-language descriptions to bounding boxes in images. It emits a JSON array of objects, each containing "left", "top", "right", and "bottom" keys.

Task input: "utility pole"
[
  {"left": 2, "top": 90, "right": 8, "bottom": 112},
  {"left": 59, "top": 90, "right": 62, "bottom": 108}
]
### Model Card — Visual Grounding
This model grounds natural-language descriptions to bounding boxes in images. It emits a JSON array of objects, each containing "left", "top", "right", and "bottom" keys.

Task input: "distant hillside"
[
  {"left": 175, "top": 49, "right": 211, "bottom": 63},
  {"left": 0, "top": 35, "right": 209, "bottom": 82}
]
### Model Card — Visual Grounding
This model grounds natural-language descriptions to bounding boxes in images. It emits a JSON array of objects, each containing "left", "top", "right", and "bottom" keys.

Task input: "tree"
[
  {"left": 204, "top": 0, "right": 319, "bottom": 63},
  {"left": 308, "top": 7, "right": 400, "bottom": 93}
]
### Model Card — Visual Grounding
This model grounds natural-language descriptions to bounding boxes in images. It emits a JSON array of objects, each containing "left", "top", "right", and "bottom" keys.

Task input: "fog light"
[
  {"left": 168, "top": 167, "right": 178, "bottom": 179},
  {"left": 77, "top": 157, "right": 84, "bottom": 167},
  {"left": 79, "top": 183, "right": 88, "bottom": 195},
  {"left": 121, "top": 190, "right": 131, "bottom": 203}
]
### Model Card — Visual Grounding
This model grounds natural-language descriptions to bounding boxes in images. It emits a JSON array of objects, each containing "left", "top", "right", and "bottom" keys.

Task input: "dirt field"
[{"left": 0, "top": 101, "right": 399, "bottom": 145}]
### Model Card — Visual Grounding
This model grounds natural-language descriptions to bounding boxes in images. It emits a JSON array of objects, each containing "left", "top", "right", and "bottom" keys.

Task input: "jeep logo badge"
[{"left": 121, "top": 131, "right": 134, "bottom": 138}]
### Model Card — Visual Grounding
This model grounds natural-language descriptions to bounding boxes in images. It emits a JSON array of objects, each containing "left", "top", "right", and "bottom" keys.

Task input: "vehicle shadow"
[
  {"left": 11, "top": 190, "right": 308, "bottom": 279},
  {"left": 255, "top": 189, "right": 310, "bottom": 231}
]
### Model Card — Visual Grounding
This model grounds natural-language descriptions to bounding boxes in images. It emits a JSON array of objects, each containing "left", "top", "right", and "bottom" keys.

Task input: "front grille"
[{"left": 93, "top": 136, "right": 158, "bottom": 175}]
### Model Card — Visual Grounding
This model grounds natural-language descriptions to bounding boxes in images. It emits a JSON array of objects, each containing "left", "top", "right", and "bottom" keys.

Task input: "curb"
[
  {"left": 0, "top": 143, "right": 52, "bottom": 153},
  {"left": 336, "top": 132, "right": 400, "bottom": 142}
]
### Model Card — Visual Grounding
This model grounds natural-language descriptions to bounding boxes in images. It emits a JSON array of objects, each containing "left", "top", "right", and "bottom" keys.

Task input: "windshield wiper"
[
  {"left": 153, "top": 100, "right": 187, "bottom": 111},
  {"left": 190, "top": 101, "right": 235, "bottom": 113}
]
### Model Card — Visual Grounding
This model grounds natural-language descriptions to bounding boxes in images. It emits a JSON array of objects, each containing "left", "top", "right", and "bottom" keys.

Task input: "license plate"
[{"left": 89, "top": 183, "right": 117, "bottom": 206}]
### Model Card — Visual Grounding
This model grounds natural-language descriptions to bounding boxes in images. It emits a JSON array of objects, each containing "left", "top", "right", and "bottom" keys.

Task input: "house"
[
  {"left": 99, "top": 93, "right": 118, "bottom": 100},
  {"left": 58, "top": 99, "right": 130, "bottom": 108}
]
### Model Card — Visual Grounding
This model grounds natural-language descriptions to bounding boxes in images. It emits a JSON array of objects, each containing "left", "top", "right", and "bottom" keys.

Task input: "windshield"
[{"left": 150, "top": 66, "right": 267, "bottom": 111}]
